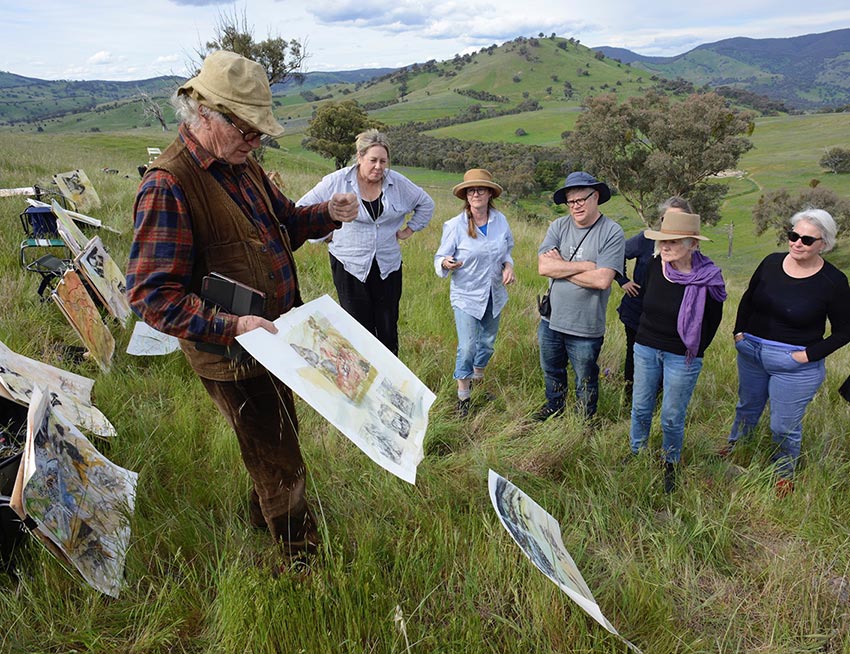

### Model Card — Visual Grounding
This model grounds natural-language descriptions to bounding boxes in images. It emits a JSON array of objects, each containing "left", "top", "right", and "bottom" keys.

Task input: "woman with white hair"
[
  {"left": 626, "top": 210, "right": 727, "bottom": 493},
  {"left": 719, "top": 208, "right": 850, "bottom": 497}
]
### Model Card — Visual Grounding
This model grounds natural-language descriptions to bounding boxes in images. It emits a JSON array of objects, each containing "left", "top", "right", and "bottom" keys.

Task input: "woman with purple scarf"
[{"left": 625, "top": 211, "right": 726, "bottom": 493}]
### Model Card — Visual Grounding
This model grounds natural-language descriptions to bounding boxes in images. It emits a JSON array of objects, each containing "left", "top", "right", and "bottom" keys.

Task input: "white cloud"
[{"left": 87, "top": 51, "right": 113, "bottom": 65}]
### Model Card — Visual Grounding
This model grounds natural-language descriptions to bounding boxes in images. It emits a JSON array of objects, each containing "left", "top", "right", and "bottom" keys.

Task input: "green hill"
[{"left": 598, "top": 29, "right": 850, "bottom": 110}]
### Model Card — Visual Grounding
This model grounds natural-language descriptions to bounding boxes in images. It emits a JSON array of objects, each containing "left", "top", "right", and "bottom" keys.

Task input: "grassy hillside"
[
  {"left": 1, "top": 36, "right": 672, "bottom": 142},
  {"left": 1, "top": 108, "right": 850, "bottom": 652},
  {"left": 604, "top": 29, "right": 850, "bottom": 110}
]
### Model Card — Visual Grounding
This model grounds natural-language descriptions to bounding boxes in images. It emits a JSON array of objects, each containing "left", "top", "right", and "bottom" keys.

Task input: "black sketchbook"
[{"left": 196, "top": 272, "right": 266, "bottom": 362}]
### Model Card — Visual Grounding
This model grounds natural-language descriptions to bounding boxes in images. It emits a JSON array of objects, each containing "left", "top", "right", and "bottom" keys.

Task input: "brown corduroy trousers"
[{"left": 199, "top": 370, "right": 317, "bottom": 546}]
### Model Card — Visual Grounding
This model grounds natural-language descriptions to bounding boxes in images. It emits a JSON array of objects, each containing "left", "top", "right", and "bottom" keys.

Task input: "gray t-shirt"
[{"left": 538, "top": 214, "right": 625, "bottom": 337}]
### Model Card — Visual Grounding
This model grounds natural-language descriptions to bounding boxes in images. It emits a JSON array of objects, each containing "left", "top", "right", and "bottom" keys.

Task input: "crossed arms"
[{"left": 538, "top": 248, "right": 617, "bottom": 290}]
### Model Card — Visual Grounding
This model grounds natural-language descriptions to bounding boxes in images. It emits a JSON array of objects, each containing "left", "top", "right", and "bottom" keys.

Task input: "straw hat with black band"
[
  {"left": 452, "top": 169, "right": 503, "bottom": 199},
  {"left": 178, "top": 50, "right": 285, "bottom": 138}
]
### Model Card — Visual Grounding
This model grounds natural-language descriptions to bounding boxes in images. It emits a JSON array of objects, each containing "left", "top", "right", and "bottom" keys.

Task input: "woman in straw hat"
[
  {"left": 625, "top": 210, "right": 726, "bottom": 493},
  {"left": 435, "top": 169, "right": 516, "bottom": 417},
  {"left": 719, "top": 208, "right": 850, "bottom": 498},
  {"left": 298, "top": 129, "right": 434, "bottom": 356}
]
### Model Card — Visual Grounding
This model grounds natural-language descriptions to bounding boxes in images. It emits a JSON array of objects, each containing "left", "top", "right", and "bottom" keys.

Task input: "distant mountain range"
[
  {"left": 1, "top": 29, "right": 848, "bottom": 128},
  {"left": 0, "top": 68, "right": 396, "bottom": 124},
  {"left": 596, "top": 28, "right": 850, "bottom": 110}
]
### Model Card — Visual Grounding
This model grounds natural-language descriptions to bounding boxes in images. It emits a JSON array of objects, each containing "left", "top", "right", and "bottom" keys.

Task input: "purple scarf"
[{"left": 664, "top": 250, "right": 727, "bottom": 362}]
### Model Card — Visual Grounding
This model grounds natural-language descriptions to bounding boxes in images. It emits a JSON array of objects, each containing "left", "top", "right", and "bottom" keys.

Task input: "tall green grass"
[{"left": 1, "top": 123, "right": 849, "bottom": 653}]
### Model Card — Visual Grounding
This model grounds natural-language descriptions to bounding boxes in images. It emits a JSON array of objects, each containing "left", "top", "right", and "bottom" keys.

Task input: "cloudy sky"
[{"left": 2, "top": 1, "right": 849, "bottom": 81}]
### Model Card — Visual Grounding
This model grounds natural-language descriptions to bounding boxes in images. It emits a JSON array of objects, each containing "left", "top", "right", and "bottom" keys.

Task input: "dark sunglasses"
[{"left": 787, "top": 230, "right": 822, "bottom": 246}]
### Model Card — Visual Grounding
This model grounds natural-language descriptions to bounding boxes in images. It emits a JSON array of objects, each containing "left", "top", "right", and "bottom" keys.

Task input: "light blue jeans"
[
  {"left": 629, "top": 343, "right": 704, "bottom": 463},
  {"left": 538, "top": 320, "right": 603, "bottom": 417},
  {"left": 728, "top": 334, "right": 826, "bottom": 478},
  {"left": 453, "top": 296, "right": 501, "bottom": 380}
]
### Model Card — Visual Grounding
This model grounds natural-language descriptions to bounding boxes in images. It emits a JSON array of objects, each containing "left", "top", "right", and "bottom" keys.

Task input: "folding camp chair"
[{"left": 19, "top": 205, "right": 70, "bottom": 267}]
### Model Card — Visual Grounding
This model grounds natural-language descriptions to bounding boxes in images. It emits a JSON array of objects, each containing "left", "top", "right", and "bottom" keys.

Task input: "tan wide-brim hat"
[
  {"left": 178, "top": 50, "right": 285, "bottom": 138},
  {"left": 452, "top": 168, "right": 503, "bottom": 199},
  {"left": 644, "top": 210, "right": 711, "bottom": 241}
]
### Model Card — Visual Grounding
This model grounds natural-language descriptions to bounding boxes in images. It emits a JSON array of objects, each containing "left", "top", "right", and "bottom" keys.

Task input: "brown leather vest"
[{"left": 150, "top": 137, "right": 301, "bottom": 381}]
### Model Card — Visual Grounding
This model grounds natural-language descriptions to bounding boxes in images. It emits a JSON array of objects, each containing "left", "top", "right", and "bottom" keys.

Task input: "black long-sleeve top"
[
  {"left": 636, "top": 256, "right": 724, "bottom": 358},
  {"left": 734, "top": 252, "right": 850, "bottom": 362}
]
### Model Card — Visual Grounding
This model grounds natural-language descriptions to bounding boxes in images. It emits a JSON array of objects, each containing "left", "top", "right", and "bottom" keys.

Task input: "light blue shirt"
[
  {"left": 298, "top": 165, "right": 434, "bottom": 282},
  {"left": 434, "top": 208, "right": 514, "bottom": 320}
]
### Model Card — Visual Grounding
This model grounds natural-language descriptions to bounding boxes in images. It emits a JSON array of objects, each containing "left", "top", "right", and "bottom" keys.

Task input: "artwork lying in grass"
[
  {"left": 237, "top": 295, "right": 435, "bottom": 484},
  {"left": 52, "top": 270, "right": 115, "bottom": 373},
  {"left": 10, "top": 386, "right": 137, "bottom": 598},
  {"left": 75, "top": 236, "right": 131, "bottom": 327},
  {"left": 126, "top": 321, "right": 180, "bottom": 356},
  {"left": 0, "top": 340, "right": 115, "bottom": 438},
  {"left": 53, "top": 169, "right": 100, "bottom": 212},
  {"left": 488, "top": 470, "right": 643, "bottom": 654},
  {"left": 49, "top": 200, "right": 90, "bottom": 256}
]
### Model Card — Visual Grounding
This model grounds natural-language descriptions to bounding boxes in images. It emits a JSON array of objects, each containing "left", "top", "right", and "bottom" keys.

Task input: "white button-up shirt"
[
  {"left": 298, "top": 165, "right": 434, "bottom": 281},
  {"left": 434, "top": 208, "right": 514, "bottom": 320}
]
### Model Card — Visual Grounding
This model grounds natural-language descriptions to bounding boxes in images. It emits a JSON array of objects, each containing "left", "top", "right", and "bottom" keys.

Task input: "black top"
[
  {"left": 734, "top": 252, "right": 850, "bottom": 361},
  {"left": 362, "top": 194, "right": 383, "bottom": 221},
  {"left": 636, "top": 256, "right": 724, "bottom": 358}
]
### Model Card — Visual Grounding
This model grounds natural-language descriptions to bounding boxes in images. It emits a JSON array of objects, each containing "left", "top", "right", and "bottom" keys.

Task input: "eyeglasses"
[
  {"left": 787, "top": 230, "right": 822, "bottom": 246},
  {"left": 565, "top": 190, "right": 596, "bottom": 207},
  {"left": 221, "top": 113, "right": 262, "bottom": 142},
  {"left": 467, "top": 187, "right": 490, "bottom": 196}
]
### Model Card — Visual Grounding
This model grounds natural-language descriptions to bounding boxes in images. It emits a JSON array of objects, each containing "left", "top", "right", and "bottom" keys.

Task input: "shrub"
[{"left": 820, "top": 147, "right": 850, "bottom": 174}]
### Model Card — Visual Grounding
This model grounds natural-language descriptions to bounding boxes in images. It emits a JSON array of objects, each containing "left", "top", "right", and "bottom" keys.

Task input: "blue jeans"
[
  {"left": 629, "top": 343, "right": 703, "bottom": 463},
  {"left": 453, "top": 296, "right": 501, "bottom": 380},
  {"left": 728, "top": 334, "right": 825, "bottom": 478},
  {"left": 538, "top": 320, "right": 603, "bottom": 417}
]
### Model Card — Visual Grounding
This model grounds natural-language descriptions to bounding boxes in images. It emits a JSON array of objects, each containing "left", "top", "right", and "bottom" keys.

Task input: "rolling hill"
[{"left": 596, "top": 28, "right": 850, "bottom": 110}]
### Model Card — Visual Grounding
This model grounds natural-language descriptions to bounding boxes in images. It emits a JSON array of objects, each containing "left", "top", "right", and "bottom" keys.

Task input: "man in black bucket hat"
[{"left": 534, "top": 171, "right": 625, "bottom": 421}]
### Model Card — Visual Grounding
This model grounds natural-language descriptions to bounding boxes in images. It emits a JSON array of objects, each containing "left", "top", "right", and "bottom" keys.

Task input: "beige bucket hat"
[
  {"left": 644, "top": 210, "right": 711, "bottom": 241},
  {"left": 178, "top": 50, "right": 285, "bottom": 138},
  {"left": 452, "top": 169, "right": 503, "bottom": 199}
]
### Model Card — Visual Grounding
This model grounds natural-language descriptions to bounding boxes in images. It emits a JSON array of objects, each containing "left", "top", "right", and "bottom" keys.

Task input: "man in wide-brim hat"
[
  {"left": 127, "top": 50, "right": 359, "bottom": 561},
  {"left": 534, "top": 171, "right": 625, "bottom": 421}
]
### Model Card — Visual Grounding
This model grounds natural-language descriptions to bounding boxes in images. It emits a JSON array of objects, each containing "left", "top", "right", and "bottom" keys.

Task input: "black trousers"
[
  {"left": 330, "top": 254, "right": 402, "bottom": 356},
  {"left": 623, "top": 323, "right": 637, "bottom": 385}
]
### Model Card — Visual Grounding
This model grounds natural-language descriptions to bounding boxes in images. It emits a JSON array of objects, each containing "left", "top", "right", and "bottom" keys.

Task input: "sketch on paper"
[
  {"left": 126, "top": 321, "right": 180, "bottom": 356},
  {"left": 288, "top": 315, "right": 377, "bottom": 403},
  {"left": 11, "top": 386, "right": 137, "bottom": 598},
  {"left": 51, "top": 200, "right": 89, "bottom": 256},
  {"left": 238, "top": 295, "right": 435, "bottom": 484},
  {"left": 52, "top": 270, "right": 115, "bottom": 373},
  {"left": 0, "top": 340, "right": 115, "bottom": 438},
  {"left": 75, "top": 236, "right": 131, "bottom": 327},
  {"left": 488, "top": 471, "right": 643, "bottom": 654},
  {"left": 53, "top": 169, "right": 100, "bottom": 212}
]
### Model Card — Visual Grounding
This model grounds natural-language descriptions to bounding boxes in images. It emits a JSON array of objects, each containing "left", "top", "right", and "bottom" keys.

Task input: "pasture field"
[{"left": 0, "top": 113, "right": 849, "bottom": 653}]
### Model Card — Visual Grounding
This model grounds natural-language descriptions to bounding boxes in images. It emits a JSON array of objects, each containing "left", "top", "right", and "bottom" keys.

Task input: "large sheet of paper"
[
  {"left": 74, "top": 236, "right": 131, "bottom": 327},
  {"left": 237, "top": 295, "right": 435, "bottom": 484},
  {"left": 53, "top": 169, "right": 100, "bottom": 212},
  {"left": 488, "top": 470, "right": 642, "bottom": 653},
  {"left": 11, "top": 386, "right": 137, "bottom": 597},
  {"left": 50, "top": 200, "right": 89, "bottom": 256},
  {"left": 126, "top": 321, "right": 180, "bottom": 356},
  {"left": 0, "top": 340, "right": 115, "bottom": 438},
  {"left": 52, "top": 269, "right": 115, "bottom": 373}
]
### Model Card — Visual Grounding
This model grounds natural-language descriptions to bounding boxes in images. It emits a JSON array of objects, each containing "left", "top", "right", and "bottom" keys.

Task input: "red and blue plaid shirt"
[{"left": 127, "top": 125, "right": 337, "bottom": 345}]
